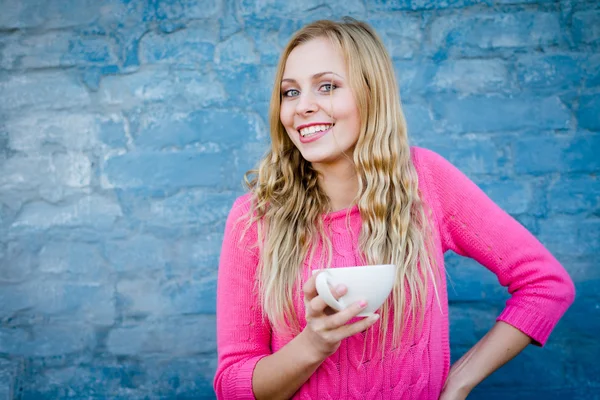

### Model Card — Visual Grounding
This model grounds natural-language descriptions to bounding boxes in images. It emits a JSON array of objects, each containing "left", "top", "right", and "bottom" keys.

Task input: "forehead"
[{"left": 283, "top": 37, "right": 347, "bottom": 79}]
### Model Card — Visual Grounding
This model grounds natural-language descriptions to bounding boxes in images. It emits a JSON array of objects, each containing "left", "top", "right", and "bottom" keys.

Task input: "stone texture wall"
[{"left": 0, "top": 0, "right": 598, "bottom": 399}]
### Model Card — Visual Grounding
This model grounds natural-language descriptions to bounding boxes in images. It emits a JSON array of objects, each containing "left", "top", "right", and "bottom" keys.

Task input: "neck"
[{"left": 313, "top": 159, "right": 359, "bottom": 212}]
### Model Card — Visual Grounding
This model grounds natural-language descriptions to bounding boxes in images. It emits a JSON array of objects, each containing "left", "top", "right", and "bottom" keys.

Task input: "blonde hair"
[{"left": 244, "top": 18, "right": 439, "bottom": 347}]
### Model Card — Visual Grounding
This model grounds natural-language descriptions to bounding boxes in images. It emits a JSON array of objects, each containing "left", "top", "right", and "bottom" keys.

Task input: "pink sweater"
[{"left": 214, "top": 147, "right": 575, "bottom": 399}]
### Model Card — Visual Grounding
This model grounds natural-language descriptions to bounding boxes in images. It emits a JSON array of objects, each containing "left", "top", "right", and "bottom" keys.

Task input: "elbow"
[
  {"left": 213, "top": 372, "right": 223, "bottom": 399},
  {"left": 550, "top": 266, "right": 576, "bottom": 312},
  {"left": 563, "top": 274, "right": 576, "bottom": 308},
  {"left": 213, "top": 367, "right": 229, "bottom": 400}
]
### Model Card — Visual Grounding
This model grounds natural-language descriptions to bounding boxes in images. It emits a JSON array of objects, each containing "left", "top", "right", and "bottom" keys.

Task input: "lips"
[{"left": 296, "top": 122, "right": 334, "bottom": 144}]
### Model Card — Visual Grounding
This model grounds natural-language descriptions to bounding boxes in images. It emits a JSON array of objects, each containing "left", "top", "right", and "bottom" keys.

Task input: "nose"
[{"left": 295, "top": 91, "right": 318, "bottom": 116}]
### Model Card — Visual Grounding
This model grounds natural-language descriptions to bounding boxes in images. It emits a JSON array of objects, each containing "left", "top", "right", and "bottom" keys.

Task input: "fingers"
[
  {"left": 335, "top": 313, "right": 380, "bottom": 339},
  {"left": 306, "top": 284, "right": 347, "bottom": 317},
  {"left": 302, "top": 273, "right": 318, "bottom": 301},
  {"left": 322, "top": 299, "right": 368, "bottom": 330}
]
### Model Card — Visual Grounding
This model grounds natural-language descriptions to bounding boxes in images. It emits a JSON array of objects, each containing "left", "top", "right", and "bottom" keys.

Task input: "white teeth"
[{"left": 299, "top": 124, "right": 332, "bottom": 137}]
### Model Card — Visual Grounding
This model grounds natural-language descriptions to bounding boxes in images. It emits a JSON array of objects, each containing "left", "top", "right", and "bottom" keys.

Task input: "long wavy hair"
[{"left": 244, "top": 18, "right": 440, "bottom": 347}]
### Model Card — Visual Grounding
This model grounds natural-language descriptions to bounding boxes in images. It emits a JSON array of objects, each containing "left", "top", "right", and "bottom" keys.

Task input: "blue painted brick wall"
[{"left": 0, "top": 1, "right": 598, "bottom": 399}]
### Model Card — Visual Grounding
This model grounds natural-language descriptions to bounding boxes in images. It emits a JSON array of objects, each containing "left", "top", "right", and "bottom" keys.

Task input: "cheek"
[{"left": 279, "top": 102, "right": 293, "bottom": 126}]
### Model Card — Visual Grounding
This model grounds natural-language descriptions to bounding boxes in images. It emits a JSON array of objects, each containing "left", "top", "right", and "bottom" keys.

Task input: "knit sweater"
[{"left": 214, "top": 147, "right": 575, "bottom": 399}]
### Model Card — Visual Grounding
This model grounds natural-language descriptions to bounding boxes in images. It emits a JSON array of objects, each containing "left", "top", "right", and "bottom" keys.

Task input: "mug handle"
[{"left": 315, "top": 271, "right": 345, "bottom": 311}]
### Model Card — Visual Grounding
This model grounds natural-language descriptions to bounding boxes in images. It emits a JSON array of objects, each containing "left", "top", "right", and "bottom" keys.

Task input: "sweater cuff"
[
  {"left": 226, "top": 355, "right": 269, "bottom": 399},
  {"left": 496, "top": 305, "right": 556, "bottom": 347}
]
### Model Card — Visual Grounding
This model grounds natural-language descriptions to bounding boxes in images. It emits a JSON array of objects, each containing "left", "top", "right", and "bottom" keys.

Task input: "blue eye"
[
  {"left": 321, "top": 83, "right": 337, "bottom": 92},
  {"left": 283, "top": 89, "right": 300, "bottom": 97}
]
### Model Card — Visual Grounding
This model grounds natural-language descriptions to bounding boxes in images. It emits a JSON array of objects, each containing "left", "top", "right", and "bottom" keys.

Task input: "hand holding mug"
[{"left": 300, "top": 264, "right": 395, "bottom": 361}]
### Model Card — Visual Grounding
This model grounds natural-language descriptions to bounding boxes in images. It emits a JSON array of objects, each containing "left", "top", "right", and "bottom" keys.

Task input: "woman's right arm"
[
  {"left": 214, "top": 197, "right": 379, "bottom": 399},
  {"left": 214, "top": 197, "right": 271, "bottom": 399},
  {"left": 252, "top": 276, "right": 379, "bottom": 400}
]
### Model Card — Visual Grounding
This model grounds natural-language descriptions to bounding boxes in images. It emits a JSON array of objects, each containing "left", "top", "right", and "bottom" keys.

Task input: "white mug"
[{"left": 314, "top": 264, "right": 395, "bottom": 317}]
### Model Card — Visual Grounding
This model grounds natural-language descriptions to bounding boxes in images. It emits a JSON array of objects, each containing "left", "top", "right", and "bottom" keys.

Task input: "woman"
[{"left": 213, "top": 18, "right": 575, "bottom": 400}]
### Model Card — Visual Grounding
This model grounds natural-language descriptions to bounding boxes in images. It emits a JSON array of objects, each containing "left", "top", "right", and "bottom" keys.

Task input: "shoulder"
[
  {"left": 228, "top": 193, "right": 254, "bottom": 220},
  {"left": 409, "top": 146, "right": 457, "bottom": 191},
  {"left": 222, "top": 193, "right": 254, "bottom": 232},
  {"left": 410, "top": 146, "right": 451, "bottom": 174}
]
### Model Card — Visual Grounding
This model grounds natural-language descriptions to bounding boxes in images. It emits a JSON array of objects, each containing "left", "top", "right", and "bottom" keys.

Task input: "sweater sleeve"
[
  {"left": 414, "top": 147, "right": 575, "bottom": 346},
  {"left": 213, "top": 195, "right": 271, "bottom": 399}
]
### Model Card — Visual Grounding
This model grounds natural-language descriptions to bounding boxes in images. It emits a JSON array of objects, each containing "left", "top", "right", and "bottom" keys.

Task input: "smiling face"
[{"left": 279, "top": 37, "right": 361, "bottom": 168}]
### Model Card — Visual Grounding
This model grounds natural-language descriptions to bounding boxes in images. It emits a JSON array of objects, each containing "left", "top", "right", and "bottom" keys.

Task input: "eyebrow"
[{"left": 281, "top": 71, "right": 343, "bottom": 84}]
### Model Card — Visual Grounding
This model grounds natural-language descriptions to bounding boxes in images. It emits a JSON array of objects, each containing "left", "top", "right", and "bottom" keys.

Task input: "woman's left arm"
[
  {"left": 439, "top": 321, "right": 531, "bottom": 399},
  {"left": 415, "top": 148, "right": 576, "bottom": 399}
]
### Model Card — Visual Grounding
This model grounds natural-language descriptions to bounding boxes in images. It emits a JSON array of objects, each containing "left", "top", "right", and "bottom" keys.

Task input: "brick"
[
  {"left": 445, "top": 253, "right": 511, "bottom": 302},
  {"left": 0, "top": 280, "right": 115, "bottom": 324},
  {"left": 174, "top": 236, "right": 223, "bottom": 279},
  {"left": 585, "top": 54, "right": 600, "bottom": 88},
  {"left": 0, "top": 71, "right": 90, "bottom": 111},
  {"left": 0, "top": 359, "right": 16, "bottom": 400},
  {"left": 0, "top": 153, "right": 90, "bottom": 205},
  {"left": 103, "top": 151, "right": 230, "bottom": 190},
  {"left": 154, "top": 0, "right": 221, "bottom": 20},
  {"left": 5, "top": 112, "right": 122, "bottom": 152},
  {"left": 419, "top": 138, "right": 507, "bottom": 175},
  {"left": 468, "top": 386, "right": 600, "bottom": 400},
  {"left": 491, "top": 0, "right": 555, "bottom": 3},
  {"left": 0, "top": 323, "right": 95, "bottom": 356},
  {"left": 164, "top": 278, "right": 217, "bottom": 314},
  {"left": 0, "top": 155, "right": 51, "bottom": 194},
  {"left": 23, "top": 356, "right": 217, "bottom": 399},
  {"left": 0, "top": 240, "right": 37, "bottom": 283},
  {"left": 572, "top": 10, "right": 600, "bottom": 46},
  {"left": 0, "top": 31, "right": 71, "bottom": 70},
  {"left": 118, "top": 277, "right": 216, "bottom": 316},
  {"left": 560, "top": 298, "right": 600, "bottom": 339},
  {"left": 99, "top": 118, "right": 129, "bottom": 148},
  {"left": 394, "top": 60, "right": 434, "bottom": 100},
  {"left": 51, "top": 152, "right": 92, "bottom": 188},
  {"left": 239, "top": 0, "right": 365, "bottom": 16},
  {"left": 578, "top": 95, "right": 600, "bottom": 131},
  {"left": 478, "top": 179, "right": 538, "bottom": 216},
  {"left": 117, "top": 278, "right": 166, "bottom": 315},
  {"left": 430, "top": 12, "right": 562, "bottom": 55},
  {"left": 547, "top": 176, "right": 600, "bottom": 215},
  {"left": 515, "top": 54, "right": 584, "bottom": 91},
  {"left": 538, "top": 217, "right": 599, "bottom": 256},
  {"left": 106, "top": 315, "right": 216, "bottom": 356},
  {"left": 110, "top": 25, "right": 147, "bottom": 69},
  {"left": 431, "top": 95, "right": 570, "bottom": 133},
  {"left": 216, "top": 64, "right": 275, "bottom": 107},
  {"left": 38, "top": 241, "right": 108, "bottom": 280},
  {"left": 65, "top": 34, "right": 118, "bottom": 65},
  {"left": 244, "top": 26, "right": 283, "bottom": 66},
  {"left": 121, "top": 190, "right": 237, "bottom": 236},
  {"left": 0, "top": 0, "right": 101, "bottom": 30},
  {"left": 215, "top": 32, "right": 259, "bottom": 65},
  {"left": 368, "top": 14, "right": 422, "bottom": 59},
  {"left": 513, "top": 134, "right": 600, "bottom": 174},
  {"left": 99, "top": 68, "right": 226, "bottom": 108},
  {"left": 131, "top": 109, "right": 265, "bottom": 150},
  {"left": 449, "top": 302, "right": 502, "bottom": 346},
  {"left": 429, "top": 59, "right": 509, "bottom": 94},
  {"left": 104, "top": 234, "right": 169, "bottom": 273},
  {"left": 229, "top": 141, "right": 270, "bottom": 188},
  {"left": 140, "top": 22, "right": 218, "bottom": 66},
  {"left": 12, "top": 195, "right": 122, "bottom": 230},
  {"left": 20, "top": 363, "right": 133, "bottom": 399},
  {"left": 469, "top": 344, "right": 571, "bottom": 388},
  {"left": 143, "top": 356, "right": 217, "bottom": 397},
  {"left": 368, "top": 0, "right": 480, "bottom": 11},
  {"left": 403, "top": 103, "right": 434, "bottom": 135}
]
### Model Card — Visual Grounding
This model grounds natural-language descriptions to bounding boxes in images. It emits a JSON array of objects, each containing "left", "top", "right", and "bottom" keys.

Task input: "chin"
[{"left": 299, "top": 151, "right": 341, "bottom": 165}]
